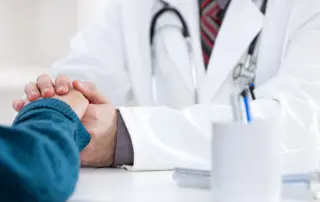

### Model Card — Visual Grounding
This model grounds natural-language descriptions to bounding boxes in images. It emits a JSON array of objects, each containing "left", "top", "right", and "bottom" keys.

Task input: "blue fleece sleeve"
[{"left": 0, "top": 98, "right": 90, "bottom": 202}]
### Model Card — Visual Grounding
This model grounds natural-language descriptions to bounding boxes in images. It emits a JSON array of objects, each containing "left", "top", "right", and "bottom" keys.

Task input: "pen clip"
[{"left": 249, "top": 83, "right": 256, "bottom": 100}]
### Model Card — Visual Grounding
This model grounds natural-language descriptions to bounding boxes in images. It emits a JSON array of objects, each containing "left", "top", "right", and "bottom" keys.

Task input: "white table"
[{"left": 69, "top": 168, "right": 310, "bottom": 202}]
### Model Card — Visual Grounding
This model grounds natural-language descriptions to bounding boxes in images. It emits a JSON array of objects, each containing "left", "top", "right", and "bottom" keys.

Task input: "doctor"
[{"left": 14, "top": 0, "right": 320, "bottom": 170}]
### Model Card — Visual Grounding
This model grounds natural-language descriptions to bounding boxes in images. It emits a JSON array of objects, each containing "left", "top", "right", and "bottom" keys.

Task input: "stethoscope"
[
  {"left": 149, "top": 0, "right": 267, "bottom": 104},
  {"left": 150, "top": 0, "right": 198, "bottom": 104},
  {"left": 232, "top": 0, "right": 268, "bottom": 100}
]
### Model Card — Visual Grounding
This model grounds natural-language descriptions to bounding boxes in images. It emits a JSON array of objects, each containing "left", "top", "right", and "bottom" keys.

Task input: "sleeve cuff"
[
  {"left": 14, "top": 98, "right": 78, "bottom": 123},
  {"left": 112, "top": 110, "right": 134, "bottom": 166},
  {"left": 14, "top": 98, "right": 91, "bottom": 151}
]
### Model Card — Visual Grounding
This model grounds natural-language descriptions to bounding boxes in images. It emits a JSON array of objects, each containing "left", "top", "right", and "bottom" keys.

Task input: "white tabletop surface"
[{"left": 69, "top": 168, "right": 311, "bottom": 202}]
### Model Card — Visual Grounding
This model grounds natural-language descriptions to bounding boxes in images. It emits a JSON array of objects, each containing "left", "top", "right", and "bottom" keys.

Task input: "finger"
[
  {"left": 24, "top": 82, "right": 41, "bottom": 101},
  {"left": 12, "top": 99, "right": 26, "bottom": 112},
  {"left": 37, "top": 74, "right": 54, "bottom": 98},
  {"left": 55, "top": 75, "right": 70, "bottom": 95},
  {"left": 73, "top": 80, "right": 108, "bottom": 104}
]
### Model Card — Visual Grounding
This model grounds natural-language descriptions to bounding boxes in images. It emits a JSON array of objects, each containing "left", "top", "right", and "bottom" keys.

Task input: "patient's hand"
[
  {"left": 12, "top": 74, "right": 89, "bottom": 119},
  {"left": 13, "top": 74, "right": 71, "bottom": 112},
  {"left": 14, "top": 74, "right": 118, "bottom": 167}
]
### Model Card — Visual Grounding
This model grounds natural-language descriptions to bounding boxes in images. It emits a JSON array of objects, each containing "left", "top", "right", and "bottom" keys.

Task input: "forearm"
[{"left": 0, "top": 99, "right": 90, "bottom": 202}]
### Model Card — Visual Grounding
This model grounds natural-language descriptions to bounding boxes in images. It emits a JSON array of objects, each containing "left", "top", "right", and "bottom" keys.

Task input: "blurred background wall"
[
  {"left": 0, "top": 0, "right": 109, "bottom": 68},
  {"left": 0, "top": 0, "right": 108, "bottom": 124},
  {"left": 35, "top": 0, "right": 78, "bottom": 68},
  {"left": 0, "top": 0, "right": 36, "bottom": 67}
]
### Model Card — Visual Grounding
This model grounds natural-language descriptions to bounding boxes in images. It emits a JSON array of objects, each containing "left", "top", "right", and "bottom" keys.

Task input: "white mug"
[{"left": 211, "top": 120, "right": 282, "bottom": 202}]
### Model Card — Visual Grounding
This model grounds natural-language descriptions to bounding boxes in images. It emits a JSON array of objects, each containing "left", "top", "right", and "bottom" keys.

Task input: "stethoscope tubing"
[{"left": 150, "top": 0, "right": 197, "bottom": 104}]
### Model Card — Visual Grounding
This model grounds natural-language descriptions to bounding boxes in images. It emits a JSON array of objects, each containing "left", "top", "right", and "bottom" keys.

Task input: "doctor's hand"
[
  {"left": 52, "top": 89, "right": 89, "bottom": 119},
  {"left": 72, "top": 80, "right": 118, "bottom": 167},
  {"left": 16, "top": 87, "right": 89, "bottom": 119}
]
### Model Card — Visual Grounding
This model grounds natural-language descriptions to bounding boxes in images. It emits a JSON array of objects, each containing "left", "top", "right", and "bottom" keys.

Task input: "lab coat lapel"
[
  {"left": 122, "top": 0, "right": 154, "bottom": 105},
  {"left": 255, "top": 0, "right": 294, "bottom": 86},
  {"left": 200, "top": 0, "right": 264, "bottom": 103}
]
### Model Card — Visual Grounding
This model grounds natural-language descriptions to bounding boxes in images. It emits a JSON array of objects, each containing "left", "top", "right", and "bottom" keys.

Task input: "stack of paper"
[
  {"left": 172, "top": 168, "right": 211, "bottom": 189},
  {"left": 172, "top": 168, "right": 320, "bottom": 201}
]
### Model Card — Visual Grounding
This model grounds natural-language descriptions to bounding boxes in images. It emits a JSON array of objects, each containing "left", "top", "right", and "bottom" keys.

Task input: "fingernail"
[
  {"left": 57, "top": 86, "right": 66, "bottom": 93},
  {"left": 43, "top": 88, "right": 51, "bottom": 93},
  {"left": 13, "top": 102, "right": 19, "bottom": 109},
  {"left": 29, "top": 91, "right": 39, "bottom": 100},
  {"left": 13, "top": 101, "right": 23, "bottom": 110},
  {"left": 77, "top": 81, "right": 85, "bottom": 89},
  {"left": 42, "top": 88, "right": 52, "bottom": 96},
  {"left": 31, "top": 91, "right": 39, "bottom": 96}
]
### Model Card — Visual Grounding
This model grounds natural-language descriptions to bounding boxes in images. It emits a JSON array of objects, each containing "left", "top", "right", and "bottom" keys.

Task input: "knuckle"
[
  {"left": 85, "top": 82, "right": 97, "bottom": 91},
  {"left": 25, "top": 82, "right": 35, "bottom": 91},
  {"left": 37, "top": 74, "right": 52, "bottom": 85},
  {"left": 91, "top": 109, "right": 101, "bottom": 119},
  {"left": 88, "top": 81, "right": 96, "bottom": 88},
  {"left": 44, "top": 83, "right": 54, "bottom": 89},
  {"left": 56, "top": 75, "right": 70, "bottom": 84},
  {"left": 37, "top": 74, "right": 47, "bottom": 82}
]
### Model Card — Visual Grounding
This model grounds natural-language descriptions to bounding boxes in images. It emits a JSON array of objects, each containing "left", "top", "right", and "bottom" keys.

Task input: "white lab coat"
[{"left": 51, "top": 0, "right": 320, "bottom": 171}]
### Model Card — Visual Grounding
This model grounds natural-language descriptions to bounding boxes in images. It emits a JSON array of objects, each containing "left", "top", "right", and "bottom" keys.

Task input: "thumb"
[{"left": 72, "top": 80, "right": 108, "bottom": 104}]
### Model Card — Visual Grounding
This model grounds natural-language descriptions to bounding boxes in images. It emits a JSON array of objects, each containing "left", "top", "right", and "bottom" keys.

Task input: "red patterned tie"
[{"left": 200, "top": 0, "right": 222, "bottom": 68}]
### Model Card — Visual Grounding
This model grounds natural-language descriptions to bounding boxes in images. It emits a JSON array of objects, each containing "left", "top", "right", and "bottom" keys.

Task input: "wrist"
[
  {"left": 103, "top": 113, "right": 117, "bottom": 166},
  {"left": 80, "top": 108, "right": 118, "bottom": 167}
]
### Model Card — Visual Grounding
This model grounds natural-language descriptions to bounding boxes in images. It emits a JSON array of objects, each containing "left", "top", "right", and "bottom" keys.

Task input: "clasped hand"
[{"left": 13, "top": 74, "right": 117, "bottom": 167}]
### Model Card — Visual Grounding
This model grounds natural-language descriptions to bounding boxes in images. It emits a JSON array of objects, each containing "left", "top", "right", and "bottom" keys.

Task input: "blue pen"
[{"left": 241, "top": 90, "right": 252, "bottom": 123}]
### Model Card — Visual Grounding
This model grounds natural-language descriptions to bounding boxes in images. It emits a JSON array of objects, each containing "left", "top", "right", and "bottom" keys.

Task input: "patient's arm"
[{"left": 0, "top": 98, "right": 90, "bottom": 202}]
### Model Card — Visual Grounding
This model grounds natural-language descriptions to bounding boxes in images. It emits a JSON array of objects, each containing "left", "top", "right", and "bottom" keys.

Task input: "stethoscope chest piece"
[{"left": 232, "top": 54, "right": 257, "bottom": 87}]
